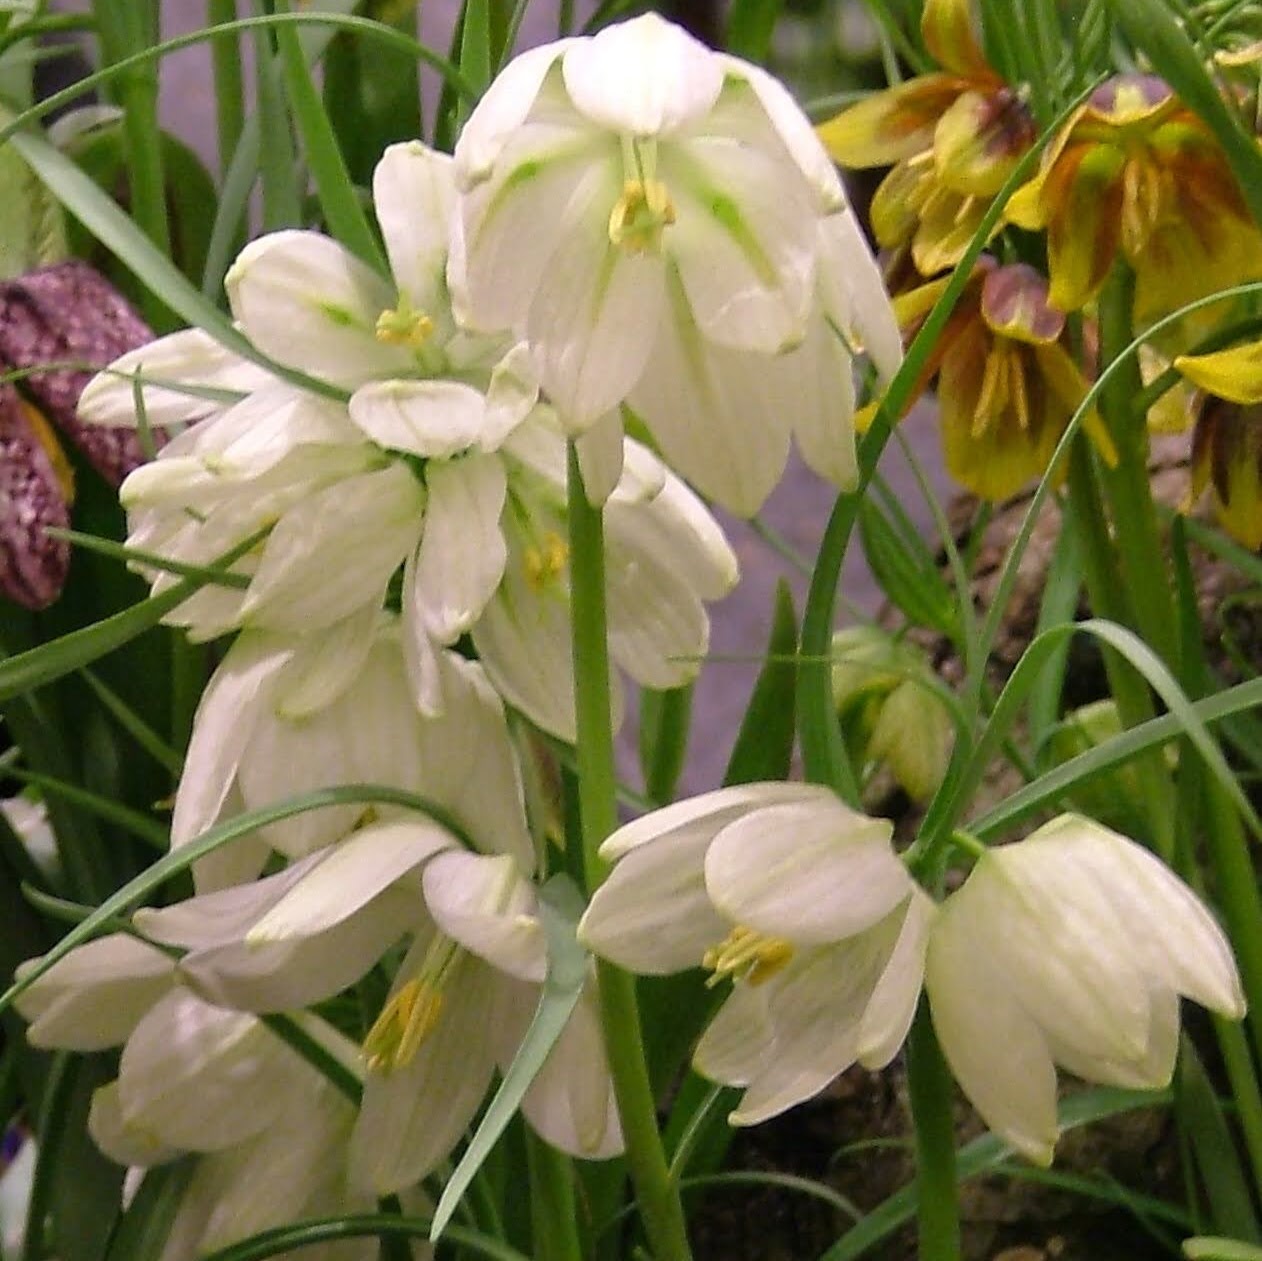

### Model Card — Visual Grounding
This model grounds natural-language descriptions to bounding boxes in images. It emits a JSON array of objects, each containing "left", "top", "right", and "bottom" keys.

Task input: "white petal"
[
  {"left": 458, "top": 122, "right": 613, "bottom": 336},
  {"left": 350, "top": 956, "right": 499, "bottom": 1193},
  {"left": 241, "top": 463, "right": 424, "bottom": 632},
  {"left": 481, "top": 343, "right": 542, "bottom": 451},
  {"left": 349, "top": 379, "right": 486, "bottom": 458},
  {"left": 117, "top": 993, "right": 283, "bottom": 1151},
  {"left": 1047, "top": 984, "right": 1181, "bottom": 1090},
  {"left": 373, "top": 141, "right": 456, "bottom": 312},
  {"left": 180, "top": 886, "right": 418, "bottom": 1013},
  {"left": 225, "top": 231, "right": 410, "bottom": 388},
  {"left": 423, "top": 850, "right": 545, "bottom": 981},
  {"left": 574, "top": 410, "right": 626, "bottom": 506},
  {"left": 628, "top": 276, "right": 792, "bottom": 516},
  {"left": 856, "top": 890, "right": 933, "bottom": 1069},
  {"left": 712, "top": 57, "right": 845, "bottom": 212},
  {"left": 785, "top": 309, "right": 859, "bottom": 492},
  {"left": 455, "top": 41, "right": 573, "bottom": 186},
  {"left": 561, "top": 15, "right": 723, "bottom": 137},
  {"left": 704, "top": 800, "right": 906, "bottom": 944},
  {"left": 170, "top": 633, "right": 291, "bottom": 850},
  {"left": 819, "top": 209, "right": 902, "bottom": 383},
  {"left": 693, "top": 980, "right": 775, "bottom": 1087},
  {"left": 14, "top": 935, "right": 174, "bottom": 1051},
  {"left": 88, "top": 1082, "right": 181, "bottom": 1167},
  {"left": 608, "top": 450, "right": 738, "bottom": 601},
  {"left": 248, "top": 818, "right": 455, "bottom": 943},
  {"left": 78, "top": 328, "right": 273, "bottom": 429},
  {"left": 665, "top": 136, "right": 816, "bottom": 353},
  {"left": 272, "top": 605, "right": 382, "bottom": 718},
  {"left": 578, "top": 821, "right": 728, "bottom": 974},
  {"left": 599, "top": 781, "right": 835, "bottom": 861},
  {"left": 410, "top": 452, "right": 508, "bottom": 642},
  {"left": 526, "top": 163, "right": 666, "bottom": 432},
  {"left": 925, "top": 896, "right": 1059, "bottom": 1165}
]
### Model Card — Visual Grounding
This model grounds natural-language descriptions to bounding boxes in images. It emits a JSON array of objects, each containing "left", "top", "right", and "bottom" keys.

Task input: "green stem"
[
  {"left": 1214, "top": 1014, "right": 1262, "bottom": 1201},
  {"left": 906, "top": 1000, "right": 960, "bottom": 1261},
  {"left": 208, "top": 0, "right": 245, "bottom": 183},
  {"left": 566, "top": 442, "right": 692, "bottom": 1261},
  {"left": 526, "top": 1129, "right": 582, "bottom": 1261}
]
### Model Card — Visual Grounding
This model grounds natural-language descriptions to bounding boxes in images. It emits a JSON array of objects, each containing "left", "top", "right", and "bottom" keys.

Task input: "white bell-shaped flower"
[
  {"left": 578, "top": 782, "right": 932, "bottom": 1123},
  {"left": 925, "top": 814, "right": 1246, "bottom": 1165},
  {"left": 452, "top": 12, "right": 901, "bottom": 513}
]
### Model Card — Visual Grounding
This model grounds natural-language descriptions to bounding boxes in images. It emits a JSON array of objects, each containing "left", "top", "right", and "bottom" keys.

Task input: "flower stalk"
[
  {"left": 906, "top": 999, "right": 960, "bottom": 1261},
  {"left": 566, "top": 441, "right": 692, "bottom": 1261}
]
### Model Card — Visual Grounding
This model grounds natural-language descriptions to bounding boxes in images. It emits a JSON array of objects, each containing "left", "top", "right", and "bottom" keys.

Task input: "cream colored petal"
[
  {"left": 704, "top": 800, "right": 905, "bottom": 944},
  {"left": 88, "top": 1081, "right": 181, "bottom": 1167},
  {"left": 14, "top": 935, "right": 174, "bottom": 1051},
  {"left": 856, "top": 890, "right": 934, "bottom": 1069},
  {"left": 225, "top": 231, "right": 410, "bottom": 388},
  {"left": 574, "top": 409, "right": 626, "bottom": 506},
  {"left": 373, "top": 141, "right": 456, "bottom": 312},
  {"left": 348, "top": 379, "right": 486, "bottom": 459},
  {"left": 692, "top": 979, "right": 775, "bottom": 1087},
  {"left": 350, "top": 955, "right": 499, "bottom": 1194},
  {"left": 561, "top": 13, "right": 723, "bottom": 136}
]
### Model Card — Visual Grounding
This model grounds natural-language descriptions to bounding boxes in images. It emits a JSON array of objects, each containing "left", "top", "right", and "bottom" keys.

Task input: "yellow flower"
[
  {"left": 1174, "top": 342, "right": 1262, "bottom": 548},
  {"left": 877, "top": 259, "right": 1114, "bottom": 501},
  {"left": 817, "top": 0, "right": 1035, "bottom": 276},
  {"left": 1007, "top": 75, "right": 1262, "bottom": 319}
]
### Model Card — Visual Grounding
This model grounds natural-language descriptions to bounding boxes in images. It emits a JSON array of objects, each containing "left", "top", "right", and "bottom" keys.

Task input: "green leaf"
[
  {"left": 275, "top": 7, "right": 387, "bottom": 270},
  {"left": 638, "top": 683, "right": 693, "bottom": 806},
  {"left": 725, "top": 580, "right": 797, "bottom": 786},
  {"left": 724, "top": 0, "right": 781, "bottom": 60},
  {"left": 102, "top": 1161, "right": 198, "bottom": 1261},
  {"left": 7, "top": 766, "right": 169, "bottom": 850},
  {"left": 819, "top": 1087, "right": 1170, "bottom": 1260},
  {"left": 858, "top": 498, "right": 959, "bottom": 637},
  {"left": 1186, "top": 1241, "right": 1262, "bottom": 1261},
  {"left": 429, "top": 875, "right": 589, "bottom": 1242},
  {"left": 1026, "top": 503, "right": 1084, "bottom": 751},
  {"left": 1178, "top": 1036, "right": 1262, "bottom": 1241}
]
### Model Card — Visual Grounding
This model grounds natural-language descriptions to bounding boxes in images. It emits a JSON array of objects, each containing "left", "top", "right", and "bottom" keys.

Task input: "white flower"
[
  {"left": 924, "top": 814, "right": 1246, "bottom": 1166},
  {"left": 158, "top": 842, "right": 622, "bottom": 1195},
  {"left": 452, "top": 12, "right": 901, "bottom": 514},
  {"left": 578, "top": 783, "right": 932, "bottom": 1123},
  {"left": 14, "top": 937, "right": 373, "bottom": 1261},
  {"left": 170, "top": 616, "right": 534, "bottom": 890}
]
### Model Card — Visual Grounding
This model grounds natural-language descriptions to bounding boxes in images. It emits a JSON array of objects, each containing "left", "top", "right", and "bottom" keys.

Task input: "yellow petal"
[
  {"left": 912, "top": 185, "right": 993, "bottom": 275},
  {"left": 1176, "top": 343, "right": 1262, "bottom": 405},
  {"left": 921, "top": 0, "right": 992, "bottom": 79},
  {"left": 933, "top": 88, "right": 1035, "bottom": 197},
  {"left": 980, "top": 263, "right": 1063, "bottom": 345},
  {"left": 816, "top": 76, "right": 965, "bottom": 170},
  {"left": 1044, "top": 142, "right": 1126, "bottom": 312},
  {"left": 870, "top": 159, "right": 932, "bottom": 250}
]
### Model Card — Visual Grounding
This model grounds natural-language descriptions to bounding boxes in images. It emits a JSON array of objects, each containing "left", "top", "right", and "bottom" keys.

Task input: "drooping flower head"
[
  {"left": 925, "top": 815, "right": 1244, "bottom": 1165},
  {"left": 818, "top": 0, "right": 1036, "bottom": 278},
  {"left": 1006, "top": 75, "right": 1262, "bottom": 320},
  {"left": 451, "top": 12, "right": 901, "bottom": 514},
  {"left": 579, "top": 783, "right": 932, "bottom": 1124},
  {"left": 868, "top": 258, "right": 1114, "bottom": 500},
  {"left": 1172, "top": 339, "right": 1262, "bottom": 548}
]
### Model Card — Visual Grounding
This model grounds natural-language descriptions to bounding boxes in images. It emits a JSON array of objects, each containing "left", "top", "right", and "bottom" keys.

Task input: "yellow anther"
[
  {"left": 523, "top": 531, "right": 569, "bottom": 590},
  {"left": 702, "top": 925, "right": 795, "bottom": 988},
  {"left": 375, "top": 303, "right": 435, "bottom": 349},
  {"left": 608, "top": 178, "right": 677, "bottom": 254},
  {"left": 362, "top": 977, "right": 444, "bottom": 1074}
]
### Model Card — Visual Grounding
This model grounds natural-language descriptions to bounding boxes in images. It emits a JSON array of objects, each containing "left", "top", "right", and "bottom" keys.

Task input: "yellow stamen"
[
  {"left": 702, "top": 925, "right": 795, "bottom": 988},
  {"left": 376, "top": 302, "right": 435, "bottom": 349},
  {"left": 608, "top": 178, "right": 676, "bottom": 254},
  {"left": 523, "top": 530, "right": 569, "bottom": 590},
  {"left": 362, "top": 977, "right": 444, "bottom": 1073}
]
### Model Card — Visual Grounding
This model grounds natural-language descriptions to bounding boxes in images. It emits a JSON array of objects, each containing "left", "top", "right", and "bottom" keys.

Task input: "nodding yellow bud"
[
  {"left": 523, "top": 531, "right": 569, "bottom": 590},
  {"left": 608, "top": 178, "right": 676, "bottom": 254},
  {"left": 362, "top": 978, "right": 444, "bottom": 1073},
  {"left": 702, "top": 925, "right": 795, "bottom": 988},
  {"left": 375, "top": 304, "right": 434, "bottom": 349}
]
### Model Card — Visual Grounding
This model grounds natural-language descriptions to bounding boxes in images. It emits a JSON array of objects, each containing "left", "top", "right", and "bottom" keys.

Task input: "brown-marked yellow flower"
[
  {"left": 817, "top": 0, "right": 1035, "bottom": 277},
  {"left": 872, "top": 259, "right": 1112, "bottom": 501},
  {"left": 1174, "top": 341, "right": 1262, "bottom": 547},
  {"left": 1007, "top": 75, "right": 1262, "bottom": 319}
]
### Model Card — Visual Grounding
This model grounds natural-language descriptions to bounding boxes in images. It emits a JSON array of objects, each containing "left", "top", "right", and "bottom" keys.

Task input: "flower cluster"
[
  {"left": 13, "top": 14, "right": 901, "bottom": 1254},
  {"left": 579, "top": 787, "right": 1243, "bottom": 1164}
]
